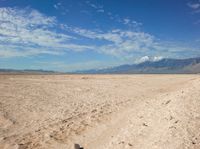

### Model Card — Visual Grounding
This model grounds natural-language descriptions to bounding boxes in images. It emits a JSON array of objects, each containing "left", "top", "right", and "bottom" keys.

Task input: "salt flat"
[{"left": 0, "top": 75, "right": 200, "bottom": 149}]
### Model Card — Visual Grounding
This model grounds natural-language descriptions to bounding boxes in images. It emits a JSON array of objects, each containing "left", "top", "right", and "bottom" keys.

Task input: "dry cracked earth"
[{"left": 0, "top": 74, "right": 200, "bottom": 149}]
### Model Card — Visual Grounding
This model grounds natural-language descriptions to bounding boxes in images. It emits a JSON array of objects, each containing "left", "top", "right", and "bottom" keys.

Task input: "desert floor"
[{"left": 0, "top": 74, "right": 200, "bottom": 149}]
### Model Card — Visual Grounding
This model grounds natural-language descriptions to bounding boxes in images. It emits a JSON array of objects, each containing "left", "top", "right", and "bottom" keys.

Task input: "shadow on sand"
[{"left": 74, "top": 144, "right": 84, "bottom": 149}]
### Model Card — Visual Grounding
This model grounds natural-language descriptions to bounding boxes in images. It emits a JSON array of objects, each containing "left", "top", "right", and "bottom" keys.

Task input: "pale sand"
[{"left": 0, "top": 75, "right": 200, "bottom": 149}]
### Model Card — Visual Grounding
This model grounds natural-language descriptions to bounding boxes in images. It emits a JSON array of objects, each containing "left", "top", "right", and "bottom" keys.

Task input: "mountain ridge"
[
  {"left": 1, "top": 57, "right": 200, "bottom": 74},
  {"left": 76, "top": 57, "right": 200, "bottom": 74}
]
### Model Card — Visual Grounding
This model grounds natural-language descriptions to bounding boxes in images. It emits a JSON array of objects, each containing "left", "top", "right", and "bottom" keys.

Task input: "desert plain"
[{"left": 0, "top": 74, "right": 200, "bottom": 149}]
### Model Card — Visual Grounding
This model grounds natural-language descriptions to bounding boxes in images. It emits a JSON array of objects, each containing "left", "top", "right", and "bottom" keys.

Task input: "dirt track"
[{"left": 0, "top": 75, "right": 200, "bottom": 149}]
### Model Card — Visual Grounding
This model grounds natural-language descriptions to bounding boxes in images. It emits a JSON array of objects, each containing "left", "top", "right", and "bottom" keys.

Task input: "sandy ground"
[{"left": 0, "top": 74, "right": 200, "bottom": 149}]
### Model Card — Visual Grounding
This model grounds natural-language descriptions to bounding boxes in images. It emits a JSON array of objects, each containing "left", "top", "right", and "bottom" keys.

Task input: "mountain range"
[
  {"left": 0, "top": 69, "right": 58, "bottom": 74},
  {"left": 1, "top": 57, "right": 200, "bottom": 74},
  {"left": 76, "top": 57, "right": 200, "bottom": 74}
]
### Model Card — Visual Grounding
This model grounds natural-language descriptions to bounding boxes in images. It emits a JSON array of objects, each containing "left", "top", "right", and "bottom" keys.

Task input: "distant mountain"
[
  {"left": 1, "top": 57, "right": 200, "bottom": 74},
  {"left": 0, "top": 69, "right": 58, "bottom": 74},
  {"left": 77, "top": 57, "right": 200, "bottom": 74}
]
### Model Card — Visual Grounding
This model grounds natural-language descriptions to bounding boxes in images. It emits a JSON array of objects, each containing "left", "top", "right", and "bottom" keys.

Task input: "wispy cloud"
[
  {"left": 54, "top": 2, "right": 61, "bottom": 10},
  {"left": 123, "top": 18, "right": 142, "bottom": 28},
  {"left": 187, "top": 1, "right": 200, "bottom": 13},
  {"left": 0, "top": 7, "right": 199, "bottom": 67},
  {"left": 85, "top": 0, "right": 104, "bottom": 13},
  {"left": 124, "top": 18, "right": 130, "bottom": 23},
  {"left": 187, "top": 2, "right": 200, "bottom": 9},
  {"left": 61, "top": 24, "right": 197, "bottom": 60},
  {"left": 97, "top": 9, "right": 104, "bottom": 13},
  {"left": 0, "top": 45, "right": 61, "bottom": 58},
  {"left": 53, "top": 2, "right": 69, "bottom": 15},
  {"left": 0, "top": 7, "right": 93, "bottom": 57},
  {"left": 84, "top": 0, "right": 142, "bottom": 29}
]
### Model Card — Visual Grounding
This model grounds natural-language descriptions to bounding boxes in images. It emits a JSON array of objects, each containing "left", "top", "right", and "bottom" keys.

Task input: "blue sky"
[{"left": 0, "top": 0, "right": 200, "bottom": 72}]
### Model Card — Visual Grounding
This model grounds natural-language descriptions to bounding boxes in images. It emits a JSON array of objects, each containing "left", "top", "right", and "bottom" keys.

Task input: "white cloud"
[
  {"left": 86, "top": 1, "right": 98, "bottom": 9},
  {"left": 132, "top": 20, "right": 143, "bottom": 27},
  {"left": 0, "top": 7, "right": 93, "bottom": 57},
  {"left": 0, "top": 7, "right": 198, "bottom": 64},
  {"left": 187, "top": 2, "right": 200, "bottom": 9},
  {"left": 98, "top": 31, "right": 156, "bottom": 58},
  {"left": 63, "top": 25, "right": 123, "bottom": 44},
  {"left": 54, "top": 4, "right": 58, "bottom": 9},
  {"left": 187, "top": 1, "right": 200, "bottom": 13},
  {"left": 136, "top": 56, "right": 150, "bottom": 63},
  {"left": 122, "top": 18, "right": 142, "bottom": 28},
  {"left": 63, "top": 24, "right": 197, "bottom": 60},
  {"left": 0, "top": 45, "right": 61, "bottom": 58},
  {"left": 54, "top": 3, "right": 69, "bottom": 15},
  {"left": 135, "top": 56, "right": 163, "bottom": 64},
  {"left": 86, "top": 1, "right": 142, "bottom": 29},
  {"left": 85, "top": 1, "right": 104, "bottom": 13},
  {"left": 152, "top": 56, "right": 163, "bottom": 62},
  {"left": 64, "top": 25, "right": 154, "bottom": 49},
  {"left": 54, "top": 2, "right": 61, "bottom": 9},
  {"left": 123, "top": 18, "right": 130, "bottom": 24},
  {"left": 0, "top": 8, "right": 56, "bottom": 27}
]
